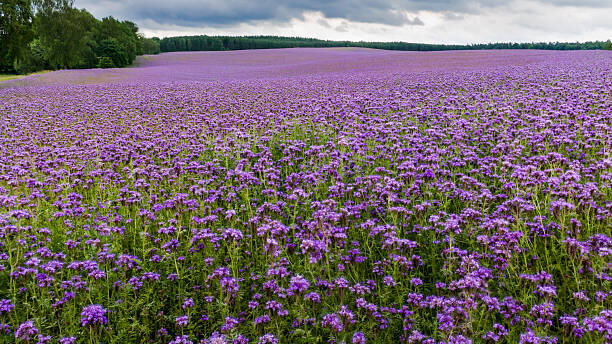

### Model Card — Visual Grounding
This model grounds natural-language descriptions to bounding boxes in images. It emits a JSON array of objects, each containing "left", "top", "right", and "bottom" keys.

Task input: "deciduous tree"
[{"left": 0, "top": 0, "right": 35, "bottom": 71}]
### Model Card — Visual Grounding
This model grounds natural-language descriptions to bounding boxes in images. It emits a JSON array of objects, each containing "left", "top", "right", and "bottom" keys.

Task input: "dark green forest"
[
  {"left": 160, "top": 35, "right": 612, "bottom": 53},
  {"left": 2, "top": 0, "right": 611, "bottom": 74},
  {"left": 0, "top": 0, "right": 160, "bottom": 73}
]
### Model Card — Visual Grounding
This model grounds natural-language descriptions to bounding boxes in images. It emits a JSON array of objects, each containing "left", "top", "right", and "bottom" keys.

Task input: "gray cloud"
[
  {"left": 317, "top": 18, "right": 332, "bottom": 28},
  {"left": 77, "top": 0, "right": 424, "bottom": 27},
  {"left": 441, "top": 11, "right": 465, "bottom": 21},
  {"left": 547, "top": 0, "right": 612, "bottom": 7},
  {"left": 74, "top": 0, "right": 612, "bottom": 34},
  {"left": 73, "top": 0, "right": 505, "bottom": 27},
  {"left": 335, "top": 21, "right": 349, "bottom": 32}
]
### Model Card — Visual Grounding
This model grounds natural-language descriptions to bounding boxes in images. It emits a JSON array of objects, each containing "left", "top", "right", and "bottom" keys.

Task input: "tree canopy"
[
  {"left": 0, "top": 0, "right": 35, "bottom": 70},
  {"left": 159, "top": 35, "right": 612, "bottom": 53},
  {"left": 1, "top": 0, "right": 159, "bottom": 73}
]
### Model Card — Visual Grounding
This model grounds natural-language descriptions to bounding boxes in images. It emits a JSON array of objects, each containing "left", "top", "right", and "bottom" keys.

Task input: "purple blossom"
[
  {"left": 383, "top": 275, "right": 395, "bottom": 287},
  {"left": 518, "top": 328, "right": 558, "bottom": 344},
  {"left": 169, "top": 335, "right": 193, "bottom": 344},
  {"left": 322, "top": 313, "right": 343, "bottom": 333},
  {"left": 352, "top": 331, "right": 366, "bottom": 344},
  {"left": 257, "top": 334, "right": 278, "bottom": 344},
  {"left": 288, "top": 275, "right": 310, "bottom": 294},
  {"left": 59, "top": 337, "right": 77, "bottom": 344},
  {"left": 37, "top": 334, "right": 52, "bottom": 344},
  {"left": 176, "top": 315, "right": 189, "bottom": 327},
  {"left": 80, "top": 305, "right": 108, "bottom": 327},
  {"left": 182, "top": 298, "right": 195, "bottom": 309},
  {"left": 0, "top": 299, "right": 14, "bottom": 315},
  {"left": 15, "top": 321, "right": 38, "bottom": 341},
  {"left": 410, "top": 278, "right": 423, "bottom": 286},
  {"left": 205, "top": 332, "right": 228, "bottom": 344}
]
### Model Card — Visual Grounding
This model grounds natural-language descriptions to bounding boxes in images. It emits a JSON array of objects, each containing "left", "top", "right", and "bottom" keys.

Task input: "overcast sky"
[{"left": 74, "top": 0, "right": 612, "bottom": 44}]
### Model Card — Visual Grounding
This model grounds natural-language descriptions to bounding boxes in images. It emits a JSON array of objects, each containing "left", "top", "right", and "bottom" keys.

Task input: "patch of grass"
[{"left": 0, "top": 70, "right": 51, "bottom": 82}]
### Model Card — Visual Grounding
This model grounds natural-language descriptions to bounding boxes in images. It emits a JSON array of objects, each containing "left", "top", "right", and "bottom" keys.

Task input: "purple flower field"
[{"left": 0, "top": 48, "right": 611, "bottom": 343}]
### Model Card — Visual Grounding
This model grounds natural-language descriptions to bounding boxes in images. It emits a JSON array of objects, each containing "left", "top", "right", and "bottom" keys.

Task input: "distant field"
[
  {"left": 0, "top": 48, "right": 611, "bottom": 344},
  {"left": 0, "top": 48, "right": 562, "bottom": 86}
]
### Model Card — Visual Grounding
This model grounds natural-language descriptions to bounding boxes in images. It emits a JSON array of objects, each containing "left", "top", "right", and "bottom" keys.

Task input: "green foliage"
[
  {"left": 0, "top": 0, "right": 35, "bottom": 72},
  {"left": 605, "top": 40, "right": 612, "bottom": 51},
  {"left": 94, "top": 16, "right": 137, "bottom": 67},
  {"left": 96, "top": 38, "right": 125, "bottom": 67},
  {"left": 35, "top": 6, "right": 97, "bottom": 69},
  {"left": 13, "top": 38, "right": 48, "bottom": 73},
  {"left": 1, "top": 0, "right": 153, "bottom": 74},
  {"left": 97, "top": 56, "right": 115, "bottom": 68},
  {"left": 140, "top": 36, "right": 161, "bottom": 55},
  {"left": 160, "top": 35, "right": 224, "bottom": 52}
]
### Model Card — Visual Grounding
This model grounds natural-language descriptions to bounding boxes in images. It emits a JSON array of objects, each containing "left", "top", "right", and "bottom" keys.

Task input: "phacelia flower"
[{"left": 80, "top": 304, "right": 108, "bottom": 327}]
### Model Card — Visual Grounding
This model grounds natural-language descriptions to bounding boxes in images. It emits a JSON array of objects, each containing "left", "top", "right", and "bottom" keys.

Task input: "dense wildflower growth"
[{"left": 0, "top": 48, "right": 611, "bottom": 343}]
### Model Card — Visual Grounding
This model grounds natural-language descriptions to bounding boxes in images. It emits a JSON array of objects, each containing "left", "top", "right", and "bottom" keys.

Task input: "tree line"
[
  {"left": 0, "top": 0, "right": 160, "bottom": 74},
  {"left": 160, "top": 35, "right": 612, "bottom": 53}
]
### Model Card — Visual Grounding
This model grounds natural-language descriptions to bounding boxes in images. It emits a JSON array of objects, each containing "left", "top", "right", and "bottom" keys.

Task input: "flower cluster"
[{"left": 80, "top": 305, "right": 108, "bottom": 327}]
